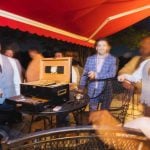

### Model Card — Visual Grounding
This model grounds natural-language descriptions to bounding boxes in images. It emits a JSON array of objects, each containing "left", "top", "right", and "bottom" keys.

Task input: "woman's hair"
[{"left": 94, "top": 38, "right": 111, "bottom": 48}]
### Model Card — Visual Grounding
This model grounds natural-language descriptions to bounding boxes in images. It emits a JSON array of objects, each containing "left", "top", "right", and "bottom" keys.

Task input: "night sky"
[
  {"left": 110, "top": 17, "right": 150, "bottom": 56},
  {"left": 134, "top": 17, "right": 150, "bottom": 31}
]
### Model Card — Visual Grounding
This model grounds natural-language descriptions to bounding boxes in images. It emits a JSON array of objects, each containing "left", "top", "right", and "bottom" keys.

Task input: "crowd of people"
[
  {"left": 0, "top": 35, "right": 150, "bottom": 126},
  {"left": 0, "top": 46, "right": 83, "bottom": 99}
]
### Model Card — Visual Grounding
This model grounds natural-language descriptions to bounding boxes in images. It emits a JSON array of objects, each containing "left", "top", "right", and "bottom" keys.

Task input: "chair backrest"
[
  {"left": 2, "top": 126, "right": 149, "bottom": 150},
  {"left": 96, "top": 78, "right": 134, "bottom": 124},
  {"left": 109, "top": 79, "right": 134, "bottom": 124}
]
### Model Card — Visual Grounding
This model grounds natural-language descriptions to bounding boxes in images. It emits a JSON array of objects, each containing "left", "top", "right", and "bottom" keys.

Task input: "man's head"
[
  {"left": 95, "top": 38, "right": 111, "bottom": 55},
  {"left": 54, "top": 51, "right": 64, "bottom": 58},
  {"left": 65, "top": 51, "right": 79, "bottom": 61},
  {"left": 139, "top": 35, "right": 150, "bottom": 57},
  {"left": 28, "top": 48, "right": 41, "bottom": 59},
  {"left": 3, "top": 49, "right": 14, "bottom": 58}
]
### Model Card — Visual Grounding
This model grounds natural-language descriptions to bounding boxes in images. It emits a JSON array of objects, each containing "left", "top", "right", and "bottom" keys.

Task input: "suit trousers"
[{"left": 89, "top": 87, "right": 113, "bottom": 111}]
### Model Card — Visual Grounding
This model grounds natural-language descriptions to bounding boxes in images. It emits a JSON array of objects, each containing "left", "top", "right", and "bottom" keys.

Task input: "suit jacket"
[
  {"left": 0, "top": 54, "right": 16, "bottom": 104},
  {"left": 80, "top": 54, "right": 117, "bottom": 98}
]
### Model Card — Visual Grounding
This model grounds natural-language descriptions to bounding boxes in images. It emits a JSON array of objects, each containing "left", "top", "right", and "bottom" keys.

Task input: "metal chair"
[
  {"left": 98, "top": 79, "right": 134, "bottom": 124},
  {"left": 2, "top": 126, "right": 149, "bottom": 150},
  {"left": 110, "top": 79, "right": 134, "bottom": 124},
  {"left": 72, "top": 79, "right": 133, "bottom": 126}
]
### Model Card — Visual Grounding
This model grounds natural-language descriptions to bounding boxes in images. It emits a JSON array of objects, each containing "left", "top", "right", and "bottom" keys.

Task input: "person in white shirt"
[
  {"left": 0, "top": 53, "right": 16, "bottom": 104},
  {"left": 118, "top": 59, "right": 150, "bottom": 116},
  {"left": 118, "top": 59, "right": 150, "bottom": 82},
  {"left": 7, "top": 57, "right": 22, "bottom": 95},
  {"left": 118, "top": 58, "right": 150, "bottom": 132},
  {"left": 0, "top": 49, "right": 22, "bottom": 124},
  {"left": 54, "top": 50, "right": 80, "bottom": 85},
  {"left": 54, "top": 50, "right": 81, "bottom": 126},
  {"left": 2, "top": 48, "right": 23, "bottom": 95}
]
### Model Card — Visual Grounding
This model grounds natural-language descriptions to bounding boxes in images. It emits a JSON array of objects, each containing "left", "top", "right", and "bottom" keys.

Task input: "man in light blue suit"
[
  {"left": 0, "top": 51, "right": 22, "bottom": 124},
  {"left": 80, "top": 38, "right": 117, "bottom": 111},
  {"left": 0, "top": 53, "right": 16, "bottom": 105}
]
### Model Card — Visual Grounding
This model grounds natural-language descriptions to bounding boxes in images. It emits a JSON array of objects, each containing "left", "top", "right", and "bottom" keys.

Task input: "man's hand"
[
  {"left": 88, "top": 71, "right": 96, "bottom": 80},
  {"left": 118, "top": 74, "right": 134, "bottom": 90},
  {"left": 122, "top": 81, "right": 134, "bottom": 90},
  {"left": 117, "top": 75, "right": 126, "bottom": 82}
]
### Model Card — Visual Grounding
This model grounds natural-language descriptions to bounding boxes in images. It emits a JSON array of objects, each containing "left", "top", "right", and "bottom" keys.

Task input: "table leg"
[
  {"left": 29, "top": 115, "right": 34, "bottom": 133},
  {"left": 73, "top": 108, "right": 86, "bottom": 125}
]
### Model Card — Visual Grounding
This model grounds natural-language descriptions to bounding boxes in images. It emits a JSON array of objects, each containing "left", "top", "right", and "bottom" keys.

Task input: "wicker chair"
[{"left": 2, "top": 126, "right": 150, "bottom": 150}]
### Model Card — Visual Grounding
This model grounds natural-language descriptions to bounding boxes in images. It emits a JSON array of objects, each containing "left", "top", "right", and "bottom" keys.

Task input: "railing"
[{"left": 1, "top": 126, "right": 149, "bottom": 150}]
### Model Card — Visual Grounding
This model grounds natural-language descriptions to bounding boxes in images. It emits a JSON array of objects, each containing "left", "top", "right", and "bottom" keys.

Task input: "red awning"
[{"left": 0, "top": 0, "right": 149, "bottom": 47}]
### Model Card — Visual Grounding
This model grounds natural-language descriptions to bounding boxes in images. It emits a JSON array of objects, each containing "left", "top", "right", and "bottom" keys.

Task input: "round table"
[
  {"left": 41, "top": 92, "right": 89, "bottom": 114},
  {"left": 27, "top": 91, "right": 89, "bottom": 132}
]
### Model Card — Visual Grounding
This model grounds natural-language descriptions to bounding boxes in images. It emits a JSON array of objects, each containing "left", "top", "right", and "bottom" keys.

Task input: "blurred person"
[
  {"left": 54, "top": 50, "right": 64, "bottom": 58},
  {"left": 67, "top": 50, "right": 83, "bottom": 78},
  {"left": 0, "top": 53, "right": 16, "bottom": 104},
  {"left": 118, "top": 59, "right": 150, "bottom": 116},
  {"left": 79, "top": 38, "right": 117, "bottom": 111},
  {"left": 54, "top": 50, "right": 81, "bottom": 127},
  {"left": 53, "top": 50, "right": 69, "bottom": 127},
  {"left": 0, "top": 43, "right": 16, "bottom": 115},
  {"left": 54, "top": 50, "right": 80, "bottom": 86},
  {"left": 2, "top": 48, "right": 24, "bottom": 95},
  {"left": 89, "top": 110, "right": 150, "bottom": 150},
  {"left": 65, "top": 50, "right": 82, "bottom": 86},
  {"left": 26, "top": 47, "right": 44, "bottom": 82},
  {"left": 72, "top": 59, "right": 83, "bottom": 85},
  {"left": 118, "top": 35, "right": 150, "bottom": 116},
  {"left": 0, "top": 45, "right": 22, "bottom": 124},
  {"left": 118, "top": 35, "right": 150, "bottom": 92},
  {"left": 3, "top": 49, "right": 14, "bottom": 58}
]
